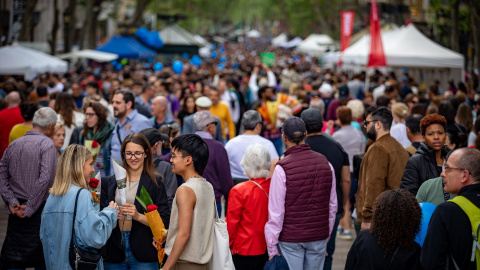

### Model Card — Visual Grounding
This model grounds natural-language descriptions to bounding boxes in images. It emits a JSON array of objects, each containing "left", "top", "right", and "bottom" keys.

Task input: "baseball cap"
[
  {"left": 339, "top": 85, "right": 349, "bottom": 99},
  {"left": 300, "top": 108, "right": 323, "bottom": 125},
  {"left": 195, "top": 96, "right": 212, "bottom": 108},
  {"left": 281, "top": 116, "right": 306, "bottom": 139},
  {"left": 392, "top": 102, "right": 409, "bottom": 118},
  {"left": 140, "top": 128, "right": 169, "bottom": 147}
]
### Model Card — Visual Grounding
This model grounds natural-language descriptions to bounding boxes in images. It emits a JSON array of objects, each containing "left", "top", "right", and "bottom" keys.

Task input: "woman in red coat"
[{"left": 226, "top": 143, "right": 272, "bottom": 270}]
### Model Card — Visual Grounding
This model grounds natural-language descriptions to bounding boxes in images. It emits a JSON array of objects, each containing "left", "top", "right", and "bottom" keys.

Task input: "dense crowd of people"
[{"left": 0, "top": 42, "right": 479, "bottom": 270}]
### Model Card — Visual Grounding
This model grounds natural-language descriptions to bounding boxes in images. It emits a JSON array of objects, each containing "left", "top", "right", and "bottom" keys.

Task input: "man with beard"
[
  {"left": 110, "top": 90, "right": 151, "bottom": 174},
  {"left": 356, "top": 106, "right": 409, "bottom": 231}
]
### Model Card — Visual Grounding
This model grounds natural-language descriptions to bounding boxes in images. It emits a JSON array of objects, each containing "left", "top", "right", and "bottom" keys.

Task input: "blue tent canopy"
[{"left": 96, "top": 36, "right": 156, "bottom": 59}]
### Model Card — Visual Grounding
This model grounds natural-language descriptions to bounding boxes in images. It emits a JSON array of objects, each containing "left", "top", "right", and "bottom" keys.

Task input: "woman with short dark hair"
[
  {"left": 345, "top": 189, "right": 422, "bottom": 270},
  {"left": 401, "top": 113, "right": 450, "bottom": 195}
]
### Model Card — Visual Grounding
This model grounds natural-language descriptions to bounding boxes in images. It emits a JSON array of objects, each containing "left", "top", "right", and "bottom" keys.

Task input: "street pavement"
[{"left": 0, "top": 199, "right": 354, "bottom": 269}]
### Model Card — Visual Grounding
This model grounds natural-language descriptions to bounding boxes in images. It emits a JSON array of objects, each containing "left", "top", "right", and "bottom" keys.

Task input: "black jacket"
[
  {"left": 401, "top": 142, "right": 450, "bottom": 195},
  {"left": 100, "top": 172, "right": 170, "bottom": 263},
  {"left": 345, "top": 229, "right": 422, "bottom": 270},
  {"left": 420, "top": 184, "right": 480, "bottom": 270}
]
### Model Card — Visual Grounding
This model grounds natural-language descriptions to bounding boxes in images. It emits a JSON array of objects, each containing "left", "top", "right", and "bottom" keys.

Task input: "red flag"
[
  {"left": 367, "top": 0, "right": 386, "bottom": 67},
  {"left": 340, "top": 11, "right": 355, "bottom": 52}
]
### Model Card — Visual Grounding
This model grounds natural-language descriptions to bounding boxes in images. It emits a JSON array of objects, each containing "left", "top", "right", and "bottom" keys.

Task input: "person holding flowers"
[
  {"left": 70, "top": 101, "right": 114, "bottom": 176},
  {"left": 40, "top": 144, "right": 119, "bottom": 269},
  {"left": 100, "top": 132, "right": 170, "bottom": 270}
]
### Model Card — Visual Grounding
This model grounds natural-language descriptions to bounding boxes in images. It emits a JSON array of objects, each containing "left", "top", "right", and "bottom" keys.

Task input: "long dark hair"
[
  {"left": 120, "top": 133, "right": 158, "bottom": 185},
  {"left": 370, "top": 189, "right": 422, "bottom": 257},
  {"left": 82, "top": 101, "right": 108, "bottom": 137},
  {"left": 181, "top": 95, "right": 196, "bottom": 114},
  {"left": 54, "top": 93, "right": 78, "bottom": 127}
]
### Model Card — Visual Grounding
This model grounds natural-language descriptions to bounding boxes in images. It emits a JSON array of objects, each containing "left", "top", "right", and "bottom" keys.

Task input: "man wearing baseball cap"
[
  {"left": 140, "top": 128, "right": 178, "bottom": 210},
  {"left": 265, "top": 116, "right": 337, "bottom": 269},
  {"left": 182, "top": 96, "right": 224, "bottom": 144}
]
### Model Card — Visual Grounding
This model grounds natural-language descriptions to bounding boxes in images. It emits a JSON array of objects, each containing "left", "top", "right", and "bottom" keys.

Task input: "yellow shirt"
[
  {"left": 9, "top": 124, "right": 31, "bottom": 143},
  {"left": 210, "top": 102, "right": 236, "bottom": 138}
]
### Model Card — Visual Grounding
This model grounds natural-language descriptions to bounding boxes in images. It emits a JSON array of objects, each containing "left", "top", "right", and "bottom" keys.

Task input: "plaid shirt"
[{"left": 0, "top": 130, "right": 57, "bottom": 217}]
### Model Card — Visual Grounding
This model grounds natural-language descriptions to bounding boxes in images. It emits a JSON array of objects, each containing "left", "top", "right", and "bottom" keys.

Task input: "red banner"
[
  {"left": 367, "top": 0, "right": 386, "bottom": 67},
  {"left": 340, "top": 11, "right": 355, "bottom": 52}
]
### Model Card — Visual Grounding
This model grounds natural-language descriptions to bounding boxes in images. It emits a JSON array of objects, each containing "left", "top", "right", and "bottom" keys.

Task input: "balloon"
[
  {"left": 219, "top": 47, "right": 225, "bottom": 53},
  {"left": 182, "top": 52, "right": 189, "bottom": 59},
  {"left": 190, "top": 55, "right": 202, "bottom": 66},
  {"left": 121, "top": 58, "right": 128, "bottom": 65},
  {"left": 111, "top": 60, "right": 117, "bottom": 66},
  {"left": 217, "top": 64, "right": 225, "bottom": 70},
  {"left": 144, "top": 63, "right": 150, "bottom": 69},
  {"left": 172, "top": 60, "right": 183, "bottom": 74},
  {"left": 211, "top": 51, "right": 217, "bottom": 59},
  {"left": 153, "top": 62, "right": 163, "bottom": 71},
  {"left": 210, "top": 44, "right": 216, "bottom": 50},
  {"left": 116, "top": 63, "right": 123, "bottom": 71},
  {"left": 220, "top": 56, "right": 227, "bottom": 63}
]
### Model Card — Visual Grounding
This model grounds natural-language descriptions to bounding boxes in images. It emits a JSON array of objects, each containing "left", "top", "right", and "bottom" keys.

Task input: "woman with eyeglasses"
[
  {"left": 401, "top": 113, "right": 451, "bottom": 196},
  {"left": 100, "top": 132, "right": 170, "bottom": 270},
  {"left": 70, "top": 102, "right": 114, "bottom": 176}
]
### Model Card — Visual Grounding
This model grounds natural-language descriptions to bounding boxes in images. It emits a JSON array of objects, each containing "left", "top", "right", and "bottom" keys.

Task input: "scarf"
[{"left": 86, "top": 121, "right": 114, "bottom": 145}]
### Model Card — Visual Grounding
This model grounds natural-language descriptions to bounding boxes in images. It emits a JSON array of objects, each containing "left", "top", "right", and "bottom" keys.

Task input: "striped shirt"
[{"left": 0, "top": 130, "right": 57, "bottom": 217}]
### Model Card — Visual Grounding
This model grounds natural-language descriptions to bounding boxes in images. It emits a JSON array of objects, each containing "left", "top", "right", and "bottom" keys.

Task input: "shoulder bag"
[
  {"left": 210, "top": 200, "right": 235, "bottom": 270},
  {"left": 69, "top": 188, "right": 102, "bottom": 270}
]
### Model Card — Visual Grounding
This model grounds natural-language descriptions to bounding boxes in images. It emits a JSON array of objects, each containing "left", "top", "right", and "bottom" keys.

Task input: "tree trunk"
[
  {"left": 131, "top": 0, "right": 153, "bottom": 26},
  {"left": 471, "top": 3, "right": 480, "bottom": 73},
  {"left": 79, "top": 0, "right": 93, "bottom": 49},
  {"left": 450, "top": 0, "right": 460, "bottom": 52},
  {"left": 63, "top": 0, "right": 77, "bottom": 53},
  {"left": 18, "top": 0, "right": 39, "bottom": 41},
  {"left": 48, "top": 0, "right": 59, "bottom": 55},
  {"left": 79, "top": 0, "right": 103, "bottom": 49}
]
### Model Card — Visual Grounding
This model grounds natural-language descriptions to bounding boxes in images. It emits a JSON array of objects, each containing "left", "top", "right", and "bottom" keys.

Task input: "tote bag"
[{"left": 210, "top": 202, "right": 235, "bottom": 270}]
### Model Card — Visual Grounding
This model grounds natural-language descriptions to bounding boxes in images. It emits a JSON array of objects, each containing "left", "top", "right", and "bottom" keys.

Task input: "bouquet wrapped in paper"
[
  {"left": 112, "top": 158, "right": 127, "bottom": 204},
  {"left": 85, "top": 140, "right": 101, "bottom": 162},
  {"left": 88, "top": 171, "right": 101, "bottom": 211},
  {"left": 136, "top": 186, "right": 167, "bottom": 266}
]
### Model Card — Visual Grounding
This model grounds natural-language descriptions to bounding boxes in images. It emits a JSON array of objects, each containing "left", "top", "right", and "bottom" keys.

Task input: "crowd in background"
[{"left": 0, "top": 41, "right": 480, "bottom": 270}]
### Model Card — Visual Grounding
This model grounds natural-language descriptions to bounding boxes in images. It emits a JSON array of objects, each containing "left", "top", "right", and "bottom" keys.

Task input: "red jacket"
[{"left": 226, "top": 178, "right": 270, "bottom": 256}]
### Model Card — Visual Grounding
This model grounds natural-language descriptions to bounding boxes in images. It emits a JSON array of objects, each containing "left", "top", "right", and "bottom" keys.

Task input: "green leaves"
[{"left": 135, "top": 186, "right": 154, "bottom": 212}]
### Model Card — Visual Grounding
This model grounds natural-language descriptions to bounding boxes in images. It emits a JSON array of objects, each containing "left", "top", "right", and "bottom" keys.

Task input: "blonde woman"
[
  {"left": 52, "top": 122, "right": 65, "bottom": 157},
  {"left": 40, "top": 144, "right": 119, "bottom": 269}
]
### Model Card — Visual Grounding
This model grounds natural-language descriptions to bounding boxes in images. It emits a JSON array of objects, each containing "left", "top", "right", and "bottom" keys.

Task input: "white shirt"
[
  {"left": 224, "top": 134, "right": 279, "bottom": 179},
  {"left": 390, "top": 122, "right": 412, "bottom": 148},
  {"left": 221, "top": 90, "right": 240, "bottom": 123},
  {"left": 48, "top": 82, "right": 64, "bottom": 95},
  {"left": 58, "top": 111, "right": 85, "bottom": 149},
  {"left": 372, "top": 84, "right": 386, "bottom": 105}
]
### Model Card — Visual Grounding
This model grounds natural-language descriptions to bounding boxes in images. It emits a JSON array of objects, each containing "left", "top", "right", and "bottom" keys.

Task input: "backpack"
[{"left": 450, "top": 196, "right": 480, "bottom": 269}]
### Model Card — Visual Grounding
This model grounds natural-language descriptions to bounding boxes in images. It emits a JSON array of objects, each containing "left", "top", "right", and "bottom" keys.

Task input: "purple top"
[
  {"left": 196, "top": 131, "right": 233, "bottom": 203},
  {"left": 0, "top": 130, "right": 57, "bottom": 217},
  {"left": 264, "top": 164, "right": 337, "bottom": 256}
]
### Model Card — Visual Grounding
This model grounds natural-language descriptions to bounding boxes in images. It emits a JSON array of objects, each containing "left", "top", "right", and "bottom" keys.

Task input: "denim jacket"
[{"left": 40, "top": 185, "right": 117, "bottom": 270}]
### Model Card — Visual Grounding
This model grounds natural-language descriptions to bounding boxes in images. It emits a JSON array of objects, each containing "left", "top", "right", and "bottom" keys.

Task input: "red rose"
[
  {"left": 89, "top": 178, "right": 99, "bottom": 189},
  {"left": 92, "top": 141, "right": 99, "bottom": 148},
  {"left": 146, "top": 205, "right": 158, "bottom": 212}
]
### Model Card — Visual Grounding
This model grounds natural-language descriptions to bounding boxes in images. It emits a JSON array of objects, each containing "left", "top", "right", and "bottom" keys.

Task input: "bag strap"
[
  {"left": 70, "top": 188, "right": 84, "bottom": 247},
  {"left": 213, "top": 200, "right": 219, "bottom": 221},
  {"left": 248, "top": 179, "right": 269, "bottom": 199},
  {"left": 116, "top": 124, "right": 122, "bottom": 146},
  {"left": 449, "top": 195, "right": 480, "bottom": 267}
]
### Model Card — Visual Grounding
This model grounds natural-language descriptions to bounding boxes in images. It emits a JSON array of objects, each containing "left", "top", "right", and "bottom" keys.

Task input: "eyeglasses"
[
  {"left": 85, "top": 113, "right": 96, "bottom": 118},
  {"left": 124, "top": 151, "right": 145, "bottom": 159},
  {"left": 364, "top": 120, "right": 378, "bottom": 127},
  {"left": 444, "top": 165, "right": 469, "bottom": 174},
  {"left": 171, "top": 153, "right": 188, "bottom": 159},
  {"left": 206, "top": 121, "right": 217, "bottom": 127}
]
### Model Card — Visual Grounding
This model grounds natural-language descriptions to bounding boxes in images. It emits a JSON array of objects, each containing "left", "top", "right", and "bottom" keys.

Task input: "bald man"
[
  {"left": 0, "top": 92, "right": 24, "bottom": 158},
  {"left": 150, "top": 95, "right": 178, "bottom": 129}
]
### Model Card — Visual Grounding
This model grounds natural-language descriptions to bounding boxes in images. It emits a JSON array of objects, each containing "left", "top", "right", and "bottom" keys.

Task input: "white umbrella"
[
  {"left": 0, "top": 44, "right": 67, "bottom": 79},
  {"left": 246, "top": 29, "right": 261, "bottom": 38},
  {"left": 57, "top": 49, "right": 119, "bottom": 62}
]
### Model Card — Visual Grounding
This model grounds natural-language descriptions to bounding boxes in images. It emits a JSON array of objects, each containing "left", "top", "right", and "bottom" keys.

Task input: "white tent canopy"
[
  {"left": 280, "top": 37, "right": 303, "bottom": 49},
  {"left": 246, "top": 29, "right": 261, "bottom": 38},
  {"left": 159, "top": 24, "right": 203, "bottom": 46},
  {"left": 295, "top": 34, "right": 335, "bottom": 56},
  {"left": 57, "top": 49, "right": 118, "bottom": 62},
  {"left": 341, "top": 24, "right": 464, "bottom": 85},
  {"left": 0, "top": 44, "right": 67, "bottom": 79},
  {"left": 272, "top": 33, "right": 288, "bottom": 47}
]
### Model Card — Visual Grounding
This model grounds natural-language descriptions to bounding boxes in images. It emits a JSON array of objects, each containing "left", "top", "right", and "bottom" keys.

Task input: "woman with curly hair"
[
  {"left": 345, "top": 189, "right": 422, "bottom": 269},
  {"left": 400, "top": 113, "right": 450, "bottom": 195}
]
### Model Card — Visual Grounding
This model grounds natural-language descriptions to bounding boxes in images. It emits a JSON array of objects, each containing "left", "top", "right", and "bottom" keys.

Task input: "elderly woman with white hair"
[{"left": 226, "top": 143, "right": 271, "bottom": 270}]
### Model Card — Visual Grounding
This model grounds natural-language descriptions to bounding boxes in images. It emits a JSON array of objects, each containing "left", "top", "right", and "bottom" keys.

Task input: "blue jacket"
[{"left": 40, "top": 185, "right": 118, "bottom": 270}]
